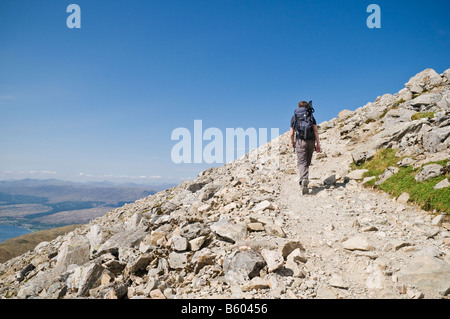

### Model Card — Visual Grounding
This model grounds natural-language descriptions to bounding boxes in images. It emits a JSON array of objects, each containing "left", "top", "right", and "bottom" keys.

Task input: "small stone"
[
  {"left": 150, "top": 289, "right": 166, "bottom": 299},
  {"left": 347, "top": 169, "right": 368, "bottom": 180},
  {"left": 241, "top": 277, "right": 270, "bottom": 292},
  {"left": 329, "top": 275, "right": 349, "bottom": 289},
  {"left": 189, "top": 236, "right": 206, "bottom": 251},
  {"left": 391, "top": 240, "right": 412, "bottom": 251},
  {"left": 253, "top": 200, "right": 275, "bottom": 212},
  {"left": 323, "top": 175, "right": 336, "bottom": 185},
  {"left": 261, "top": 249, "right": 284, "bottom": 273},
  {"left": 168, "top": 252, "right": 189, "bottom": 270},
  {"left": 223, "top": 250, "right": 266, "bottom": 279},
  {"left": 264, "top": 223, "right": 286, "bottom": 238},
  {"left": 280, "top": 240, "right": 305, "bottom": 258},
  {"left": 361, "top": 226, "right": 378, "bottom": 232},
  {"left": 247, "top": 222, "right": 265, "bottom": 232},
  {"left": 342, "top": 235, "right": 373, "bottom": 251},
  {"left": 172, "top": 235, "right": 189, "bottom": 252},
  {"left": 211, "top": 217, "right": 248, "bottom": 244},
  {"left": 434, "top": 179, "right": 450, "bottom": 190},
  {"left": 431, "top": 214, "right": 445, "bottom": 226},
  {"left": 396, "top": 192, "right": 410, "bottom": 204}
]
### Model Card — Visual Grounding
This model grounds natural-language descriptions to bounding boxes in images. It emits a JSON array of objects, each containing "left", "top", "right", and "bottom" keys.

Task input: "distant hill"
[
  {"left": 0, "top": 179, "right": 175, "bottom": 231},
  {"left": 0, "top": 179, "right": 173, "bottom": 205},
  {"left": 0, "top": 224, "right": 80, "bottom": 263}
]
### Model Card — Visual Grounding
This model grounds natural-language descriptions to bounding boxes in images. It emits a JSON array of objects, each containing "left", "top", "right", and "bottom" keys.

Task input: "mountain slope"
[{"left": 0, "top": 68, "right": 449, "bottom": 299}]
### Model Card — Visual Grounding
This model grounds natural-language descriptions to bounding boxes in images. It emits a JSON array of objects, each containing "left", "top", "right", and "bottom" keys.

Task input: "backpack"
[{"left": 293, "top": 101, "right": 315, "bottom": 140}]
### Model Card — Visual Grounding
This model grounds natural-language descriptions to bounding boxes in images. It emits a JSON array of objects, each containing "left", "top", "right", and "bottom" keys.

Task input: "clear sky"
[{"left": 0, "top": 0, "right": 449, "bottom": 184}]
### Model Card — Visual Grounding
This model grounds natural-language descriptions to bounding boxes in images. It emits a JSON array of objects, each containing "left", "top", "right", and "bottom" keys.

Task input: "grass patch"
[
  {"left": 392, "top": 99, "right": 406, "bottom": 109},
  {"left": 351, "top": 148, "right": 400, "bottom": 177},
  {"left": 379, "top": 166, "right": 449, "bottom": 214},
  {"left": 411, "top": 112, "right": 435, "bottom": 121},
  {"left": 352, "top": 149, "right": 450, "bottom": 214}
]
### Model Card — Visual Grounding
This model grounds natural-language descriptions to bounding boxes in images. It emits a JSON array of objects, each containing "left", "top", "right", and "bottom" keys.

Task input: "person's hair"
[{"left": 298, "top": 101, "right": 308, "bottom": 108}]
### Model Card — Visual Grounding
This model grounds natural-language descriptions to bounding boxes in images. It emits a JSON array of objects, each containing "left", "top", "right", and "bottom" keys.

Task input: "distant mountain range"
[{"left": 0, "top": 179, "right": 176, "bottom": 231}]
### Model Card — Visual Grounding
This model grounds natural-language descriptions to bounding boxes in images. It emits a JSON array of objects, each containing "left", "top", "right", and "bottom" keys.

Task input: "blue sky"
[{"left": 0, "top": 0, "right": 449, "bottom": 184}]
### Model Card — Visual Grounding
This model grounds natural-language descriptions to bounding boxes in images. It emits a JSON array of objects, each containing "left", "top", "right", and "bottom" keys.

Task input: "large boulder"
[
  {"left": 422, "top": 126, "right": 450, "bottom": 153},
  {"left": 223, "top": 250, "right": 266, "bottom": 279},
  {"left": 397, "top": 254, "right": 450, "bottom": 296},
  {"left": 437, "top": 90, "right": 450, "bottom": 110},
  {"left": 405, "top": 68, "right": 444, "bottom": 94},
  {"left": 55, "top": 235, "right": 91, "bottom": 273},
  {"left": 415, "top": 164, "right": 444, "bottom": 182},
  {"left": 410, "top": 93, "right": 442, "bottom": 109},
  {"left": 210, "top": 217, "right": 247, "bottom": 244}
]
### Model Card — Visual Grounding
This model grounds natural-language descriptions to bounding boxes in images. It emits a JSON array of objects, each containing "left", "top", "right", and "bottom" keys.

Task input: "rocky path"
[{"left": 275, "top": 134, "right": 449, "bottom": 299}]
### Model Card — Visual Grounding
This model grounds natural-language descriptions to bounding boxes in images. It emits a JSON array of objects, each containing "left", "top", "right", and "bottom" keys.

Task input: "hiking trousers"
[{"left": 295, "top": 139, "right": 315, "bottom": 182}]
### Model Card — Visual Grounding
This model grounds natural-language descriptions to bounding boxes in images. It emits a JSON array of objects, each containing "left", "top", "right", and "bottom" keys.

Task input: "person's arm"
[
  {"left": 313, "top": 125, "right": 321, "bottom": 153},
  {"left": 290, "top": 127, "right": 295, "bottom": 149}
]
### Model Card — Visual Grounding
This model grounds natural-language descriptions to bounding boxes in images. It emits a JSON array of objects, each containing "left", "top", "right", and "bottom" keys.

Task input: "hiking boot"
[{"left": 300, "top": 179, "right": 309, "bottom": 195}]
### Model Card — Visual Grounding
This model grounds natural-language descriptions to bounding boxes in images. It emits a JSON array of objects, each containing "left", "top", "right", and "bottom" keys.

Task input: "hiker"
[{"left": 290, "top": 101, "right": 321, "bottom": 195}]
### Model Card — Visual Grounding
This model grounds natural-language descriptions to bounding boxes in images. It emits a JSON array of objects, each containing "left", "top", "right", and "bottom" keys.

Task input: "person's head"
[{"left": 298, "top": 101, "right": 308, "bottom": 108}]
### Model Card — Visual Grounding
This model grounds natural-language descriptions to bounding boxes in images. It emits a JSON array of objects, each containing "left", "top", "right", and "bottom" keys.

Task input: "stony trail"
[{"left": 274, "top": 128, "right": 449, "bottom": 299}]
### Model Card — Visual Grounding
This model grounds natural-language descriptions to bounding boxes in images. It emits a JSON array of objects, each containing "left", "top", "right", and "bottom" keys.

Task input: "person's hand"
[{"left": 315, "top": 144, "right": 321, "bottom": 153}]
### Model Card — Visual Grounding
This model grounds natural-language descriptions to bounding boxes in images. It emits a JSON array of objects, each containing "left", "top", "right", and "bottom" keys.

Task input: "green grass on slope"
[{"left": 352, "top": 149, "right": 449, "bottom": 214}]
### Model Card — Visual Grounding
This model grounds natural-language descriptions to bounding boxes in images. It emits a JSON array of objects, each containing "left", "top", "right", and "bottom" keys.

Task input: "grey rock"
[
  {"left": 434, "top": 178, "right": 450, "bottom": 190},
  {"left": 397, "top": 254, "right": 450, "bottom": 296},
  {"left": 280, "top": 240, "right": 305, "bottom": 258},
  {"left": 415, "top": 164, "right": 444, "bottom": 182},
  {"left": 431, "top": 214, "right": 445, "bottom": 226},
  {"left": 410, "top": 93, "right": 441, "bottom": 108},
  {"left": 199, "top": 184, "right": 222, "bottom": 201},
  {"left": 347, "top": 169, "right": 368, "bottom": 180},
  {"left": 253, "top": 200, "right": 275, "bottom": 212},
  {"left": 261, "top": 249, "right": 284, "bottom": 273},
  {"left": 210, "top": 217, "right": 247, "bottom": 244},
  {"left": 96, "top": 228, "right": 147, "bottom": 257},
  {"left": 375, "top": 166, "right": 399, "bottom": 185},
  {"left": 423, "top": 126, "right": 450, "bottom": 153},
  {"left": 189, "top": 236, "right": 206, "bottom": 251},
  {"left": 323, "top": 175, "right": 336, "bottom": 185},
  {"left": 55, "top": 235, "right": 91, "bottom": 273},
  {"left": 77, "top": 262, "right": 104, "bottom": 297},
  {"left": 329, "top": 275, "right": 349, "bottom": 289},
  {"left": 187, "top": 182, "right": 208, "bottom": 193},
  {"left": 405, "top": 68, "right": 443, "bottom": 93},
  {"left": 397, "top": 157, "right": 415, "bottom": 167},
  {"left": 396, "top": 192, "right": 410, "bottom": 204},
  {"left": 264, "top": 223, "right": 286, "bottom": 238},
  {"left": 223, "top": 250, "right": 266, "bottom": 279},
  {"left": 168, "top": 252, "right": 190, "bottom": 270},
  {"left": 342, "top": 235, "right": 373, "bottom": 251},
  {"left": 172, "top": 235, "right": 189, "bottom": 252}
]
